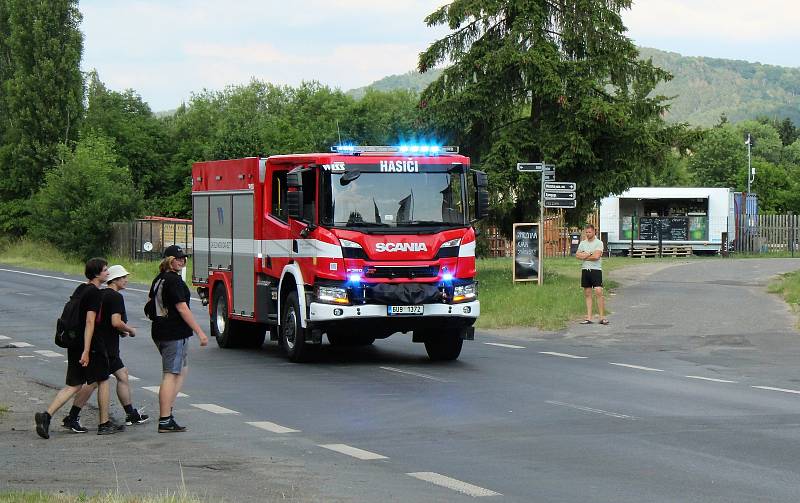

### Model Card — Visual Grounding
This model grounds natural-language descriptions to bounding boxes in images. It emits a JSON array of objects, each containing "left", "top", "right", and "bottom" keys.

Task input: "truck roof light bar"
[{"left": 331, "top": 145, "right": 459, "bottom": 155}]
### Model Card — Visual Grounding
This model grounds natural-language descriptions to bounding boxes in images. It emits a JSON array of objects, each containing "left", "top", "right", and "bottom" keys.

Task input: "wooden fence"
[{"left": 733, "top": 213, "right": 800, "bottom": 255}]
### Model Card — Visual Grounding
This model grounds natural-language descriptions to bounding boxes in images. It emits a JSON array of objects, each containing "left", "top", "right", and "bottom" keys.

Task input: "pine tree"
[
  {"left": 418, "top": 0, "right": 683, "bottom": 229},
  {"left": 0, "top": 0, "right": 83, "bottom": 234}
]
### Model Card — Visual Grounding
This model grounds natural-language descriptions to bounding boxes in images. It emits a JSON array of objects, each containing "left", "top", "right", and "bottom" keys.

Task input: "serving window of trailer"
[{"left": 619, "top": 197, "right": 709, "bottom": 241}]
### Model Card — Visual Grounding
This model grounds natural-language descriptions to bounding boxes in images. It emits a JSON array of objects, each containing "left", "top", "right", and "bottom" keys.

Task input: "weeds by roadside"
[
  {"left": 0, "top": 492, "right": 204, "bottom": 503},
  {"left": 768, "top": 269, "right": 800, "bottom": 326}
]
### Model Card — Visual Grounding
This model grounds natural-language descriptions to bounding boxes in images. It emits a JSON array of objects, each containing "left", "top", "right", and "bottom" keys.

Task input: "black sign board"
[
  {"left": 517, "top": 162, "right": 544, "bottom": 172},
  {"left": 544, "top": 191, "right": 576, "bottom": 200},
  {"left": 543, "top": 172, "right": 556, "bottom": 182},
  {"left": 544, "top": 199, "right": 577, "bottom": 208},
  {"left": 545, "top": 182, "right": 576, "bottom": 191},
  {"left": 513, "top": 223, "right": 539, "bottom": 282},
  {"left": 638, "top": 217, "right": 689, "bottom": 241}
]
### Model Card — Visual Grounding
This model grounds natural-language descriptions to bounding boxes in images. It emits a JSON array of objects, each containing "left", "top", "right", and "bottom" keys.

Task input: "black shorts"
[
  {"left": 581, "top": 269, "right": 603, "bottom": 288},
  {"left": 85, "top": 349, "right": 112, "bottom": 385},
  {"left": 65, "top": 347, "right": 88, "bottom": 387},
  {"left": 108, "top": 353, "right": 125, "bottom": 374}
]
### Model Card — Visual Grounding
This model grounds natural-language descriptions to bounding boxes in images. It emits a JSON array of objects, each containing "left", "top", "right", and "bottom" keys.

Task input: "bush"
[{"left": 27, "top": 133, "right": 140, "bottom": 259}]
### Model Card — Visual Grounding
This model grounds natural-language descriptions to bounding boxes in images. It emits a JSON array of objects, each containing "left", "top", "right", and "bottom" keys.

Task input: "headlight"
[
  {"left": 441, "top": 238, "right": 461, "bottom": 248},
  {"left": 452, "top": 283, "right": 477, "bottom": 303},
  {"left": 315, "top": 285, "right": 349, "bottom": 304}
]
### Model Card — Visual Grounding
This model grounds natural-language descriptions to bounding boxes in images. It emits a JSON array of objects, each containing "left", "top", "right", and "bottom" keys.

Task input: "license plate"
[{"left": 388, "top": 305, "right": 424, "bottom": 316}]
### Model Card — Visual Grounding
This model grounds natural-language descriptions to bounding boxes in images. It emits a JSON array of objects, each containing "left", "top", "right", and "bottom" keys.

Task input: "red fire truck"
[{"left": 191, "top": 145, "right": 489, "bottom": 362}]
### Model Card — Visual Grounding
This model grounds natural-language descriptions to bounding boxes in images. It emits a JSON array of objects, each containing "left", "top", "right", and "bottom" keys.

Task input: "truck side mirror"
[
  {"left": 286, "top": 168, "right": 303, "bottom": 220},
  {"left": 472, "top": 170, "right": 489, "bottom": 221}
]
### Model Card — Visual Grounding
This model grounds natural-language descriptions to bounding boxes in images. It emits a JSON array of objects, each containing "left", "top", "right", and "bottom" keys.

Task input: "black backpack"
[{"left": 54, "top": 284, "right": 91, "bottom": 349}]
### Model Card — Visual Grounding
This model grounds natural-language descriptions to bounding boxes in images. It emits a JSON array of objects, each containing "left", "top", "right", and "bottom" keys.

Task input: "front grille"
[{"left": 364, "top": 265, "right": 440, "bottom": 279}]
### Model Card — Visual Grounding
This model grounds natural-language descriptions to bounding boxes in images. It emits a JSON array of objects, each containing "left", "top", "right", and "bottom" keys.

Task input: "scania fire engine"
[{"left": 191, "top": 145, "right": 489, "bottom": 362}]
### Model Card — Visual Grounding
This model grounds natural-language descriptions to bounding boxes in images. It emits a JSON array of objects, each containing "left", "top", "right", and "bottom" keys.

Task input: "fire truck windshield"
[{"left": 321, "top": 168, "right": 467, "bottom": 229}]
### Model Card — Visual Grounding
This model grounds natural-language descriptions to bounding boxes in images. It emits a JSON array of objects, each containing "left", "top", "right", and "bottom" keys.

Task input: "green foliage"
[
  {"left": 418, "top": 0, "right": 681, "bottom": 232},
  {"left": 0, "top": 0, "right": 84, "bottom": 234},
  {"left": 27, "top": 134, "right": 139, "bottom": 259},
  {"left": 688, "top": 124, "right": 746, "bottom": 187}
]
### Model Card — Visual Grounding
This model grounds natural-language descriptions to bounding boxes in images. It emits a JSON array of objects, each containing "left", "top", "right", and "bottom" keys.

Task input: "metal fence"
[
  {"left": 732, "top": 213, "right": 799, "bottom": 255},
  {"left": 110, "top": 220, "right": 193, "bottom": 261}
]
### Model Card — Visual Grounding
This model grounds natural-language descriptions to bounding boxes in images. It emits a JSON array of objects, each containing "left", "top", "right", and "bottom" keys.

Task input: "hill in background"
[{"left": 347, "top": 48, "right": 800, "bottom": 127}]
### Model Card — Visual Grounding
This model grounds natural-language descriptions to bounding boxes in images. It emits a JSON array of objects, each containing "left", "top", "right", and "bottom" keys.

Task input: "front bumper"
[{"left": 309, "top": 300, "right": 480, "bottom": 323}]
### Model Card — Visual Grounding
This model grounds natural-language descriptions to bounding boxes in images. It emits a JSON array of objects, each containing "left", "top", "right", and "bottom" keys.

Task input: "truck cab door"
[
  {"left": 289, "top": 167, "right": 318, "bottom": 261},
  {"left": 263, "top": 164, "right": 292, "bottom": 279}
]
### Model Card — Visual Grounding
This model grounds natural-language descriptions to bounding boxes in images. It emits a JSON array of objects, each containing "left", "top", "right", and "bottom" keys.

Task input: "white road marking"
[
  {"left": 484, "top": 342, "right": 525, "bottom": 349},
  {"left": 539, "top": 351, "right": 587, "bottom": 359},
  {"left": 752, "top": 386, "right": 800, "bottom": 395},
  {"left": 407, "top": 472, "right": 501, "bottom": 497},
  {"left": 609, "top": 362, "right": 663, "bottom": 372},
  {"left": 319, "top": 444, "right": 388, "bottom": 460},
  {"left": 7, "top": 342, "right": 34, "bottom": 348},
  {"left": 142, "top": 386, "right": 188, "bottom": 398},
  {"left": 546, "top": 400, "right": 637, "bottom": 420},
  {"left": 34, "top": 350, "right": 63, "bottom": 358},
  {"left": 15, "top": 292, "right": 33, "bottom": 296},
  {"left": 0, "top": 335, "right": 10, "bottom": 340},
  {"left": 128, "top": 375, "right": 140, "bottom": 381},
  {"left": 380, "top": 366, "right": 450, "bottom": 383},
  {"left": 18, "top": 355, "right": 35, "bottom": 358},
  {"left": 686, "top": 375, "right": 737, "bottom": 383},
  {"left": 246, "top": 421, "right": 300, "bottom": 434},
  {"left": 191, "top": 403, "right": 240, "bottom": 414}
]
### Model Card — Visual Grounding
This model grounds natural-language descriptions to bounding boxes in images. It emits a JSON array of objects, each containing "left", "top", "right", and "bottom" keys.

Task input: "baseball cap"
[
  {"left": 106, "top": 265, "right": 130, "bottom": 283},
  {"left": 163, "top": 244, "right": 188, "bottom": 259}
]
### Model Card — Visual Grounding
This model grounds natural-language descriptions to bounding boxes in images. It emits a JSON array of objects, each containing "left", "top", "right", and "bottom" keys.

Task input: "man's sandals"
[{"left": 581, "top": 319, "right": 610, "bottom": 325}]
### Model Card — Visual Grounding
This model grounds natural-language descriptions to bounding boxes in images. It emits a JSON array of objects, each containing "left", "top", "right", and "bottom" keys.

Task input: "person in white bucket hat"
[{"left": 62, "top": 264, "right": 149, "bottom": 432}]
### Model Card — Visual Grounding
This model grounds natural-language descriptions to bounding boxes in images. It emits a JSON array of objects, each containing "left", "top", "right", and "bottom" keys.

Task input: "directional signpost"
[{"left": 515, "top": 161, "right": 579, "bottom": 284}]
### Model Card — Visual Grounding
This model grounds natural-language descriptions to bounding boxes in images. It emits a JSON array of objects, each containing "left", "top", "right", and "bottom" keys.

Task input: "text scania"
[
  {"left": 379, "top": 160, "right": 419, "bottom": 173},
  {"left": 375, "top": 242, "right": 428, "bottom": 253}
]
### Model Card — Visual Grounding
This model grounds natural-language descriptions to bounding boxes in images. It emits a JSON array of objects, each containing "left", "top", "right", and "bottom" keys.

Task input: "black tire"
[
  {"left": 280, "top": 292, "right": 312, "bottom": 362},
  {"left": 328, "top": 332, "right": 375, "bottom": 346},
  {"left": 424, "top": 329, "right": 463, "bottom": 361},
  {"left": 211, "top": 286, "right": 238, "bottom": 348}
]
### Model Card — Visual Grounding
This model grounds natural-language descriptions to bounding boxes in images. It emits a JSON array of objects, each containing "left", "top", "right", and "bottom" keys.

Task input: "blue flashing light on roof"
[{"left": 331, "top": 145, "right": 459, "bottom": 155}]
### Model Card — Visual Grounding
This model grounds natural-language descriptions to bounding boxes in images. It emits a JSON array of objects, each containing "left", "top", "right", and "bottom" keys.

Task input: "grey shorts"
[{"left": 155, "top": 338, "right": 189, "bottom": 374}]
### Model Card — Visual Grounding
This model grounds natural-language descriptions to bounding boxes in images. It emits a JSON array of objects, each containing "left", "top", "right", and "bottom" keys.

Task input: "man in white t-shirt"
[{"left": 575, "top": 224, "right": 608, "bottom": 325}]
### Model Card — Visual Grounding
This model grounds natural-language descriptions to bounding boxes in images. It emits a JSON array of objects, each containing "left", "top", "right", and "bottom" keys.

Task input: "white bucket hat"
[{"left": 106, "top": 264, "right": 130, "bottom": 283}]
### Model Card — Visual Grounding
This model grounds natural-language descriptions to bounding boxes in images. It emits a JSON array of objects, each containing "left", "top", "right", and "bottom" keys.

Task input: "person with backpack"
[
  {"left": 61, "top": 265, "right": 149, "bottom": 433},
  {"left": 35, "top": 258, "right": 120, "bottom": 439},
  {"left": 149, "top": 245, "right": 208, "bottom": 433}
]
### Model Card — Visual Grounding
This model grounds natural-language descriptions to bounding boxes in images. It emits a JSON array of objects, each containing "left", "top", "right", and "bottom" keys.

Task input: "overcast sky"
[{"left": 79, "top": 0, "right": 799, "bottom": 111}]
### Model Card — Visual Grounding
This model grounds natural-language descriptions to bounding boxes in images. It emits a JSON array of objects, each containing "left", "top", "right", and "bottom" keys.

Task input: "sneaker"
[
  {"left": 158, "top": 417, "right": 187, "bottom": 433},
  {"left": 35, "top": 412, "right": 51, "bottom": 439},
  {"left": 62, "top": 415, "right": 88, "bottom": 433},
  {"left": 125, "top": 409, "right": 150, "bottom": 425},
  {"left": 97, "top": 421, "right": 125, "bottom": 435}
]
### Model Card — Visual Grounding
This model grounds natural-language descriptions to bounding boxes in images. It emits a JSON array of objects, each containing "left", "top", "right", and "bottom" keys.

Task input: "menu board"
[
  {"left": 513, "top": 223, "right": 539, "bottom": 282},
  {"left": 638, "top": 217, "right": 689, "bottom": 241}
]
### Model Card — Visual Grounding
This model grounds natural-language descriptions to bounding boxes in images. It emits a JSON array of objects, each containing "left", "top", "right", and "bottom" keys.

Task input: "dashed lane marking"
[
  {"left": 609, "top": 362, "right": 664, "bottom": 372},
  {"left": 539, "top": 351, "right": 587, "bottom": 359},
  {"left": 0, "top": 335, "right": 9, "bottom": 340},
  {"left": 406, "top": 472, "right": 501, "bottom": 497},
  {"left": 484, "top": 342, "right": 525, "bottom": 349},
  {"left": 686, "top": 375, "right": 737, "bottom": 383},
  {"left": 6, "top": 342, "right": 34, "bottom": 348},
  {"left": 18, "top": 355, "right": 35, "bottom": 358},
  {"left": 546, "top": 400, "right": 638, "bottom": 420},
  {"left": 246, "top": 421, "right": 300, "bottom": 434},
  {"left": 15, "top": 292, "right": 33, "bottom": 296},
  {"left": 379, "top": 366, "right": 450, "bottom": 383},
  {"left": 319, "top": 444, "right": 388, "bottom": 460},
  {"left": 34, "top": 350, "right": 63, "bottom": 358},
  {"left": 142, "top": 386, "right": 188, "bottom": 398},
  {"left": 191, "top": 403, "right": 240, "bottom": 414},
  {"left": 752, "top": 386, "right": 800, "bottom": 395},
  {"left": 128, "top": 375, "right": 140, "bottom": 381}
]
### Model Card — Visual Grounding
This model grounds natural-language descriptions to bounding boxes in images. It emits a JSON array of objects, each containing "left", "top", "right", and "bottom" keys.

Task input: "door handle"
[{"left": 292, "top": 240, "right": 298, "bottom": 253}]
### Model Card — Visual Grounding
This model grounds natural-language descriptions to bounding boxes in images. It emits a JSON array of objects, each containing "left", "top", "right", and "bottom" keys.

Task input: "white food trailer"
[{"left": 599, "top": 187, "right": 737, "bottom": 254}]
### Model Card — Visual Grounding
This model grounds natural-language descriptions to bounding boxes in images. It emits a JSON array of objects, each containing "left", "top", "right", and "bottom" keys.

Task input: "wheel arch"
[{"left": 278, "top": 264, "right": 308, "bottom": 328}]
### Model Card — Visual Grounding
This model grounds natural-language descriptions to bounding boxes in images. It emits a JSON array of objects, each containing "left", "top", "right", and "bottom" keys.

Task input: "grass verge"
[
  {"left": 768, "top": 269, "right": 800, "bottom": 326},
  {"left": 0, "top": 492, "right": 202, "bottom": 503},
  {"left": 1, "top": 236, "right": 688, "bottom": 330}
]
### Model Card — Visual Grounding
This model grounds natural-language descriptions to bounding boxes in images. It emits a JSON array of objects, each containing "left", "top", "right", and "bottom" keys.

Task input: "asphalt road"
[{"left": 2, "top": 258, "right": 800, "bottom": 502}]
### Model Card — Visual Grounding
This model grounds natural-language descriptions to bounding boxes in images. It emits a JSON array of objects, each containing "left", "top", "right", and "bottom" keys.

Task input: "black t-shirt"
[
  {"left": 151, "top": 271, "right": 192, "bottom": 341},
  {"left": 96, "top": 288, "right": 127, "bottom": 355},
  {"left": 75, "top": 283, "right": 102, "bottom": 348}
]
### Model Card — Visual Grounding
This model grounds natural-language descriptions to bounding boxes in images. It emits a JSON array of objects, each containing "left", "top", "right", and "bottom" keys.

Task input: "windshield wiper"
[
  {"left": 337, "top": 221, "right": 390, "bottom": 228},
  {"left": 397, "top": 220, "right": 455, "bottom": 226}
]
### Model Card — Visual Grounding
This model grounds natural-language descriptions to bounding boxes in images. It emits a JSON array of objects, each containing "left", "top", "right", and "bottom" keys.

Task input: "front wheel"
[
  {"left": 280, "top": 292, "right": 312, "bottom": 362},
  {"left": 423, "top": 329, "right": 463, "bottom": 361},
  {"left": 212, "top": 286, "right": 237, "bottom": 348}
]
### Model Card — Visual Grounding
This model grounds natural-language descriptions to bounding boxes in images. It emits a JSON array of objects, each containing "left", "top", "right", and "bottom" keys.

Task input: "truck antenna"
[{"left": 336, "top": 120, "right": 342, "bottom": 145}]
